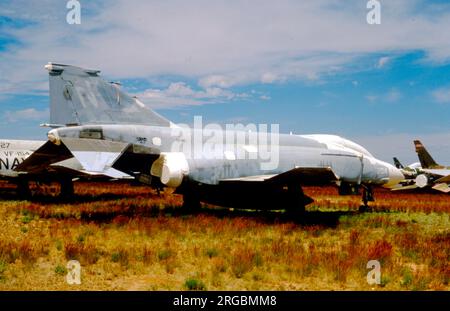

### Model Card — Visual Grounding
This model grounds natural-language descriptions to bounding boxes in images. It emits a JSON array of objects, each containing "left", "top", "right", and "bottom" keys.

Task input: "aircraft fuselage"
[{"left": 48, "top": 124, "right": 403, "bottom": 189}]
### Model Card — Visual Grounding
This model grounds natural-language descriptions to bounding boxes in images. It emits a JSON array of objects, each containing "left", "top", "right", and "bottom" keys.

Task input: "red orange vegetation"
[{"left": 0, "top": 181, "right": 448, "bottom": 290}]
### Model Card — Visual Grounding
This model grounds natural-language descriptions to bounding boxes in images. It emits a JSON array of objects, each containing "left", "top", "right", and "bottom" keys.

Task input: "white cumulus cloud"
[
  {"left": 377, "top": 56, "right": 391, "bottom": 68},
  {"left": 432, "top": 87, "right": 450, "bottom": 103},
  {"left": 0, "top": 0, "right": 450, "bottom": 100},
  {"left": 137, "top": 82, "right": 248, "bottom": 108},
  {"left": 3, "top": 108, "right": 49, "bottom": 123}
]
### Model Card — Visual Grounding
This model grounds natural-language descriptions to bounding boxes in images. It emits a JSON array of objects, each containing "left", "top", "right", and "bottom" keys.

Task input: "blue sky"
[{"left": 1, "top": 0, "right": 450, "bottom": 164}]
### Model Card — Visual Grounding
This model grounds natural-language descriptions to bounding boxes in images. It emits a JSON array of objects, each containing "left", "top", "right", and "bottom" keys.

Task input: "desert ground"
[{"left": 0, "top": 180, "right": 448, "bottom": 290}]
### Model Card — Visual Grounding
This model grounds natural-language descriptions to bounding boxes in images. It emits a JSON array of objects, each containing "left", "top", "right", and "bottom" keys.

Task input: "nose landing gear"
[{"left": 359, "top": 184, "right": 374, "bottom": 212}]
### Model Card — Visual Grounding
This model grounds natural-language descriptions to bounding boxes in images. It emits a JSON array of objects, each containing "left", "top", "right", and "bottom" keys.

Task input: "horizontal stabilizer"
[
  {"left": 16, "top": 138, "right": 132, "bottom": 179},
  {"left": 15, "top": 140, "right": 73, "bottom": 173}
]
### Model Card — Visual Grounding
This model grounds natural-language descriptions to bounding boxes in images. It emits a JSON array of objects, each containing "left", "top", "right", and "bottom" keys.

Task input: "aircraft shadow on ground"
[
  {"left": 182, "top": 208, "right": 358, "bottom": 227},
  {"left": 79, "top": 208, "right": 358, "bottom": 228},
  {"left": 0, "top": 188, "right": 359, "bottom": 228}
]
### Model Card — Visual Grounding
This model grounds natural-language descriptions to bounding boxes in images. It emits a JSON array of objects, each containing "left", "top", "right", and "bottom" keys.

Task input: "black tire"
[{"left": 359, "top": 205, "right": 373, "bottom": 213}]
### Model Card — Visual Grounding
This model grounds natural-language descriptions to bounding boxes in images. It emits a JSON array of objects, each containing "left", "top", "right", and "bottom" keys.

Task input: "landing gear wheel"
[
  {"left": 358, "top": 205, "right": 373, "bottom": 213},
  {"left": 359, "top": 185, "right": 374, "bottom": 213}
]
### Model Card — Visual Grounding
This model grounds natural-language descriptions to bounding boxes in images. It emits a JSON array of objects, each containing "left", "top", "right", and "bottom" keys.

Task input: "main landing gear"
[{"left": 358, "top": 184, "right": 374, "bottom": 212}]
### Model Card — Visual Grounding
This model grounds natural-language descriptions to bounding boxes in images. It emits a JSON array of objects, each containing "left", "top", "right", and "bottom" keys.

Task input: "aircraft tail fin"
[
  {"left": 393, "top": 157, "right": 404, "bottom": 169},
  {"left": 414, "top": 140, "right": 439, "bottom": 168},
  {"left": 45, "top": 63, "right": 171, "bottom": 127}
]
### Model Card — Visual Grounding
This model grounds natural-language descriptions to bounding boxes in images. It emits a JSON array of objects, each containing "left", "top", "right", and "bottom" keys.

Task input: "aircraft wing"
[
  {"left": 220, "top": 167, "right": 337, "bottom": 186},
  {"left": 16, "top": 138, "right": 132, "bottom": 179}
]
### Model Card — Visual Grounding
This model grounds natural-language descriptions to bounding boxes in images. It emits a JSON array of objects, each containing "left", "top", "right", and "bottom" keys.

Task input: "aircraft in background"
[
  {"left": 1, "top": 135, "right": 133, "bottom": 199},
  {"left": 18, "top": 63, "right": 405, "bottom": 214},
  {"left": 391, "top": 140, "right": 450, "bottom": 193},
  {"left": 393, "top": 157, "right": 418, "bottom": 171},
  {"left": 393, "top": 157, "right": 421, "bottom": 178},
  {"left": 413, "top": 140, "right": 450, "bottom": 192},
  {"left": 0, "top": 139, "right": 74, "bottom": 196}
]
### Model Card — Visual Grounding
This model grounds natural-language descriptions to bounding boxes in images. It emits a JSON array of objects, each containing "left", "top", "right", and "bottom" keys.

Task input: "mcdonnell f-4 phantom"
[{"left": 18, "top": 63, "right": 404, "bottom": 214}]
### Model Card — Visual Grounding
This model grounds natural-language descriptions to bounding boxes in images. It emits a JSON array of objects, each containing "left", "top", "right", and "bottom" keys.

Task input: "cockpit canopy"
[{"left": 301, "top": 134, "right": 374, "bottom": 158}]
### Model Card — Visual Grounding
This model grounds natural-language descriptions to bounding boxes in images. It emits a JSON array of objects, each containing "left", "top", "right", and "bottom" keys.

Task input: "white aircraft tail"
[{"left": 45, "top": 63, "right": 170, "bottom": 127}]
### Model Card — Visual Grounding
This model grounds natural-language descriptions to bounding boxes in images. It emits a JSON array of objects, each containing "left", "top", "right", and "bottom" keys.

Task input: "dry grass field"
[{"left": 0, "top": 180, "right": 448, "bottom": 291}]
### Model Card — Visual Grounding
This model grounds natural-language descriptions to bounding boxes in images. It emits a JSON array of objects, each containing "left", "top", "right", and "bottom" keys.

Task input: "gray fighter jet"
[{"left": 18, "top": 63, "right": 404, "bottom": 213}]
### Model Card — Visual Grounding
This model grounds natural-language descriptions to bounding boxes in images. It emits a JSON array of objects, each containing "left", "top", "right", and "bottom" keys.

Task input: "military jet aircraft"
[
  {"left": 393, "top": 157, "right": 420, "bottom": 171},
  {"left": 18, "top": 63, "right": 404, "bottom": 213},
  {"left": 391, "top": 141, "right": 450, "bottom": 193},
  {"left": 412, "top": 140, "right": 450, "bottom": 192},
  {"left": 393, "top": 157, "right": 421, "bottom": 178}
]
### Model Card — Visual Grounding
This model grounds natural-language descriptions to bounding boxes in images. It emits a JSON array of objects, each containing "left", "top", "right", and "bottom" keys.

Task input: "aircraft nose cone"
[{"left": 384, "top": 166, "right": 405, "bottom": 189}]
